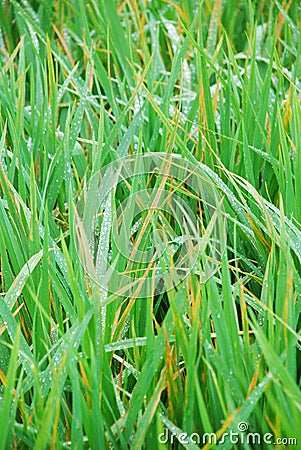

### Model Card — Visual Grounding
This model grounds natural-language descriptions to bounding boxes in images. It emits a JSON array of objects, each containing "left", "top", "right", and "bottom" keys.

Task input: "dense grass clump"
[{"left": 0, "top": 1, "right": 300, "bottom": 449}]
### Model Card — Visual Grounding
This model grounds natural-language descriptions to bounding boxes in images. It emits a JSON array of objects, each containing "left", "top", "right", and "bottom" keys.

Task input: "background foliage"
[{"left": 0, "top": 0, "right": 300, "bottom": 449}]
